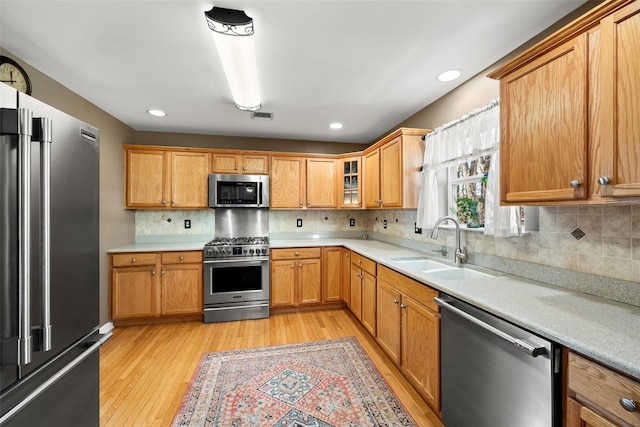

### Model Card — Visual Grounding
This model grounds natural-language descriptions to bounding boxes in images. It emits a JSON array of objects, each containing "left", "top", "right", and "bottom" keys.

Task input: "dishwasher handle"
[{"left": 435, "top": 296, "right": 548, "bottom": 358}]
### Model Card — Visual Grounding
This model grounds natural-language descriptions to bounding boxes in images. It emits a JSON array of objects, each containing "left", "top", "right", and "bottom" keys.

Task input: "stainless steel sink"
[{"left": 424, "top": 267, "right": 493, "bottom": 280}]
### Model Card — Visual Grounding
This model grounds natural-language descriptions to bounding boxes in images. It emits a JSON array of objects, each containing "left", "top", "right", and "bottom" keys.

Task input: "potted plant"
[{"left": 451, "top": 197, "right": 482, "bottom": 228}]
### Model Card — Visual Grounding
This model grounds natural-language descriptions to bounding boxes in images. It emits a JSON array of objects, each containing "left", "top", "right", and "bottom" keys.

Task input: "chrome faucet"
[{"left": 430, "top": 216, "right": 468, "bottom": 265}]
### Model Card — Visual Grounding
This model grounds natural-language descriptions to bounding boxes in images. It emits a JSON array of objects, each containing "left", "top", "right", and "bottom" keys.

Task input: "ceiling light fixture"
[
  {"left": 437, "top": 69, "right": 462, "bottom": 82},
  {"left": 330, "top": 122, "right": 343, "bottom": 130},
  {"left": 205, "top": 6, "right": 261, "bottom": 112},
  {"left": 147, "top": 109, "right": 167, "bottom": 117}
]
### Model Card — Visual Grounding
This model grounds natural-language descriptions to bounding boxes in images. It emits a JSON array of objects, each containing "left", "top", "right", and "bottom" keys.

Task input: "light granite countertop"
[{"left": 108, "top": 237, "right": 640, "bottom": 380}]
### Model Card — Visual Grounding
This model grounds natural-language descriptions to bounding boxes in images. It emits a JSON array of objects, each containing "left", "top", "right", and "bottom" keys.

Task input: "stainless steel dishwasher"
[{"left": 435, "top": 294, "right": 563, "bottom": 427}]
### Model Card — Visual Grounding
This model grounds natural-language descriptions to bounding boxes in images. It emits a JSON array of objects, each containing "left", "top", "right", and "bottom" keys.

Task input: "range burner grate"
[{"left": 205, "top": 236, "right": 269, "bottom": 247}]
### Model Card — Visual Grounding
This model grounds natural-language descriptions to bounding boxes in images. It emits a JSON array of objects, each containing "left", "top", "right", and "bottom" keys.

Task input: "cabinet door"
[
  {"left": 567, "top": 398, "right": 618, "bottom": 427},
  {"left": 599, "top": 2, "right": 640, "bottom": 198},
  {"left": 211, "top": 153, "right": 240, "bottom": 173},
  {"left": 112, "top": 267, "right": 158, "bottom": 319},
  {"left": 349, "top": 265, "right": 362, "bottom": 320},
  {"left": 298, "top": 258, "right": 321, "bottom": 305},
  {"left": 161, "top": 263, "right": 202, "bottom": 315},
  {"left": 242, "top": 154, "right": 269, "bottom": 174},
  {"left": 364, "top": 149, "right": 380, "bottom": 208},
  {"left": 361, "top": 271, "right": 376, "bottom": 336},
  {"left": 306, "top": 158, "right": 337, "bottom": 208},
  {"left": 402, "top": 295, "right": 440, "bottom": 411},
  {"left": 376, "top": 280, "right": 401, "bottom": 365},
  {"left": 340, "top": 157, "right": 362, "bottom": 208},
  {"left": 500, "top": 34, "right": 589, "bottom": 203},
  {"left": 322, "top": 247, "right": 342, "bottom": 303},
  {"left": 341, "top": 249, "right": 351, "bottom": 306},
  {"left": 271, "top": 157, "right": 305, "bottom": 208},
  {"left": 270, "top": 260, "right": 296, "bottom": 307},
  {"left": 125, "top": 149, "right": 167, "bottom": 208},
  {"left": 380, "top": 137, "right": 403, "bottom": 207},
  {"left": 170, "top": 152, "right": 209, "bottom": 208}
]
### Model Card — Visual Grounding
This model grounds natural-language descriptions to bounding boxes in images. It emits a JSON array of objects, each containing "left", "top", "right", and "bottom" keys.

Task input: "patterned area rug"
[{"left": 172, "top": 337, "right": 416, "bottom": 426}]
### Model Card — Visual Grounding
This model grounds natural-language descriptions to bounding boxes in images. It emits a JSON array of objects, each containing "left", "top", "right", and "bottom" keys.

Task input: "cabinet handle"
[
  {"left": 299, "top": 263, "right": 303, "bottom": 268},
  {"left": 393, "top": 299, "right": 399, "bottom": 304},
  {"left": 357, "top": 259, "right": 362, "bottom": 264},
  {"left": 400, "top": 304, "right": 407, "bottom": 309},
  {"left": 179, "top": 256, "right": 184, "bottom": 261},
  {"left": 291, "top": 264, "right": 295, "bottom": 268},
  {"left": 598, "top": 176, "right": 611, "bottom": 186},
  {"left": 295, "top": 252, "right": 299, "bottom": 256},
  {"left": 234, "top": 166, "right": 238, "bottom": 170},
  {"left": 570, "top": 180, "right": 582, "bottom": 188},
  {"left": 161, "top": 270, "right": 165, "bottom": 275},
  {"left": 620, "top": 397, "right": 638, "bottom": 412},
  {"left": 242, "top": 167, "right": 246, "bottom": 171},
  {"left": 131, "top": 258, "right": 136, "bottom": 263},
  {"left": 299, "top": 201, "right": 303, "bottom": 206},
  {"left": 151, "top": 270, "right": 156, "bottom": 275},
  {"left": 307, "top": 200, "right": 311, "bottom": 206},
  {"left": 162, "top": 200, "right": 166, "bottom": 205}
]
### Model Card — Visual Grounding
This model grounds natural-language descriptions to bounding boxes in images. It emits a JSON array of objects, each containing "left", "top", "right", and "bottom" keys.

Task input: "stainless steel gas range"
[{"left": 203, "top": 207, "right": 270, "bottom": 323}]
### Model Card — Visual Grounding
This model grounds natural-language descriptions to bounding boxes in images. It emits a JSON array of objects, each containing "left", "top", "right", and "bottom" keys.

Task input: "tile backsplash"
[{"left": 135, "top": 205, "right": 640, "bottom": 284}]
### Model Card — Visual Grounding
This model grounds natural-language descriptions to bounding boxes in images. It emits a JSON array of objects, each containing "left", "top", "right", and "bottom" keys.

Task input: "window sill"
[{"left": 436, "top": 223, "right": 531, "bottom": 236}]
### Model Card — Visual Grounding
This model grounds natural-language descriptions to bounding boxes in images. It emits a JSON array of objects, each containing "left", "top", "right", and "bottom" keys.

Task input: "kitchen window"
[{"left": 448, "top": 155, "right": 490, "bottom": 229}]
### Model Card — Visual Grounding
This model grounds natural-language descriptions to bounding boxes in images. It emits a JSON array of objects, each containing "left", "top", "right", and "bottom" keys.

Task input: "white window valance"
[{"left": 416, "top": 98, "right": 521, "bottom": 237}]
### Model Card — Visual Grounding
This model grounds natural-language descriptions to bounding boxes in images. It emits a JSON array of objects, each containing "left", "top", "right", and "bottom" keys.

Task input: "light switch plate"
[
  {"left": 297, "top": 219, "right": 303, "bottom": 227},
  {"left": 184, "top": 219, "right": 191, "bottom": 229}
]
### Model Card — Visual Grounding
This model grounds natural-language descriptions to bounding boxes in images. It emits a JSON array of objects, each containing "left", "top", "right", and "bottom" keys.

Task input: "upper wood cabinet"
[
  {"left": 270, "top": 155, "right": 338, "bottom": 209},
  {"left": 124, "top": 147, "right": 209, "bottom": 209},
  {"left": 597, "top": 1, "right": 640, "bottom": 198},
  {"left": 489, "top": 0, "right": 640, "bottom": 205},
  {"left": 340, "top": 156, "right": 362, "bottom": 208},
  {"left": 211, "top": 152, "right": 269, "bottom": 175},
  {"left": 363, "top": 128, "right": 427, "bottom": 209}
]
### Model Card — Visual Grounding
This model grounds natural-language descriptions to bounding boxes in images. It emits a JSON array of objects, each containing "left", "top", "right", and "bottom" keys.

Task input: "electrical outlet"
[
  {"left": 184, "top": 219, "right": 191, "bottom": 229},
  {"left": 349, "top": 218, "right": 355, "bottom": 227},
  {"left": 383, "top": 220, "right": 387, "bottom": 229},
  {"left": 297, "top": 219, "right": 303, "bottom": 227},
  {"left": 414, "top": 223, "right": 422, "bottom": 234}
]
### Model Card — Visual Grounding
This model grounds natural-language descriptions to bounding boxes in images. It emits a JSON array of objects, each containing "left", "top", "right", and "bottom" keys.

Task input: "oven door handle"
[{"left": 204, "top": 257, "right": 268, "bottom": 266}]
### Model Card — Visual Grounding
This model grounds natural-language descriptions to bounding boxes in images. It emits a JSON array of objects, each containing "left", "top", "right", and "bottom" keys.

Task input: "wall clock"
[{"left": 0, "top": 55, "right": 32, "bottom": 95}]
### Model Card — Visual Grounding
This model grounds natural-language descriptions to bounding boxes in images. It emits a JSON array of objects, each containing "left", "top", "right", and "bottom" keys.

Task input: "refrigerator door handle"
[
  {"left": 34, "top": 116, "right": 53, "bottom": 352},
  {"left": 0, "top": 332, "right": 112, "bottom": 425},
  {"left": 435, "top": 296, "right": 548, "bottom": 358},
  {"left": 18, "top": 108, "right": 33, "bottom": 366}
]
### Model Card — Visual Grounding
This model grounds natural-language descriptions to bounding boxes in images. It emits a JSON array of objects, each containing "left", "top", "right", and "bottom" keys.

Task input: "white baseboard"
[{"left": 99, "top": 321, "right": 114, "bottom": 334}]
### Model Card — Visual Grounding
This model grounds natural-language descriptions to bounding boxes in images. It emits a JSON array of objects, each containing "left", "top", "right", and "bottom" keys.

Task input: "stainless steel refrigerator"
[{"left": 0, "top": 82, "right": 110, "bottom": 426}]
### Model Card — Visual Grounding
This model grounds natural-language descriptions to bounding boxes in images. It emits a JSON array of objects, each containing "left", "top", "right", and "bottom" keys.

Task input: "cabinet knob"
[
  {"left": 345, "top": 253, "right": 350, "bottom": 257},
  {"left": 620, "top": 397, "right": 638, "bottom": 412},
  {"left": 393, "top": 299, "right": 399, "bottom": 304},
  {"left": 151, "top": 270, "right": 156, "bottom": 275},
  {"left": 291, "top": 264, "right": 295, "bottom": 268},
  {"left": 131, "top": 258, "right": 136, "bottom": 263},
  {"left": 307, "top": 200, "right": 311, "bottom": 206},
  {"left": 299, "top": 201, "right": 303, "bottom": 206},
  {"left": 234, "top": 166, "right": 238, "bottom": 170},
  {"left": 299, "top": 263, "right": 303, "bottom": 268},
  {"left": 242, "top": 167, "right": 246, "bottom": 171},
  {"left": 400, "top": 304, "right": 407, "bottom": 309},
  {"left": 570, "top": 180, "right": 582, "bottom": 188},
  {"left": 295, "top": 252, "right": 299, "bottom": 256},
  {"left": 162, "top": 200, "right": 166, "bottom": 205},
  {"left": 357, "top": 259, "right": 362, "bottom": 264},
  {"left": 179, "top": 256, "right": 184, "bottom": 261},
  {"left": 598, "top": 176, "right": 611, "bottom": 186},
  {"left": 171, "top": 200, "right": 175, "bottom": 205},
  {"left": 161, "top": 270, "right": 165, "bottom": 275}
]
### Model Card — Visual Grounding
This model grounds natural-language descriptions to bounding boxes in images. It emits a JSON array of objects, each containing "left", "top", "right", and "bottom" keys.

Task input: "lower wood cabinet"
[
  {"left": 322, "top": 247, "right": 343, "bottom": 303},
  {"left": 567, "top": 351, "right": 640, "bottom": 427},
  {"left": 376, "top": 265, "right": 440, "bottom": 412},
  {"left": 110, "top": 251, "right": 203, "bottom": 324},
  {"left": 349, "top": 251, "right": 376, "bottom": 335},
  {"left": 270, "top": 248, "right": 322, "bottom": 308}
]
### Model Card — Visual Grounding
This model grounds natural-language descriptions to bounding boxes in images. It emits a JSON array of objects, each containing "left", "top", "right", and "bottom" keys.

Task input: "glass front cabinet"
[{"left": 341, "top": 156, "right": 362, "bottom": 208}]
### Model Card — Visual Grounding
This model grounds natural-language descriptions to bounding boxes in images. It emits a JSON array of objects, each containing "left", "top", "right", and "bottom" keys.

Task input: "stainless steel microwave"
[{"left": 208, "top": 174, "right": 269, "bottom": 208}]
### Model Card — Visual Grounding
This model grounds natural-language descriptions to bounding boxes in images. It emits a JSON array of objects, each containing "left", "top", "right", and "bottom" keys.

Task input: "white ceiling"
[{"left": 1, "top": 0, "right": 589, "bottom": 144}]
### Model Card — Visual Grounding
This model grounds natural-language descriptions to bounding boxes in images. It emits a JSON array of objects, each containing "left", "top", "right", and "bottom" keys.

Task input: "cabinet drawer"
[
  {"left": 161, "top": 251, "right": 203, "bottom": 264},
  {"left": 568, "top": 352, "right": 640, "bottom": 426},
  {"left": 351, "top": 252, "right": 376, "bottom": 275},
  {"left": 112, "top": 252, "right": 157, "bottom": 267},
  {"left": 378, "top": 265, "right": 439, "bottom": 313},
  {"left": 271, "top": 248, "right": 321, "bottom": 260}
]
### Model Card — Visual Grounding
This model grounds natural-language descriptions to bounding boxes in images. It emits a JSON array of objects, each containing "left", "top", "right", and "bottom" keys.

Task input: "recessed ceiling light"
[
  {"left": 329, "top": 122, "right": 343, "bottom": 130},
  {"left": 437, "top": 69, "right": 462, "bottom": 82},
  {"left": 147, "top": 109, "right": 167, "bottom": 117}
]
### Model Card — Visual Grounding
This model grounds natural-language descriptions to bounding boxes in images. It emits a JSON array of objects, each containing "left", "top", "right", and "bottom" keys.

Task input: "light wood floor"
[{"left": 100, "top": 308, "right": 443, "bottom": 427}]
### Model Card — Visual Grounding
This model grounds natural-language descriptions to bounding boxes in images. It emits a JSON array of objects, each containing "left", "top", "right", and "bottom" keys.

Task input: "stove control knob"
[
  {"left": 206, "top": 249, "right": 213, "bottom": 256},
  {"left": 249, "top": 249, "right": 255, "bottom": 254},
  {"left": 243, "top": 249, "right": 248, "bottom": 255},
  {"left": 221, "top": 249, "right": 227, "bottom": 255},
  {"left": 261, "top": 248, "right": 268, "bottom": 254}
]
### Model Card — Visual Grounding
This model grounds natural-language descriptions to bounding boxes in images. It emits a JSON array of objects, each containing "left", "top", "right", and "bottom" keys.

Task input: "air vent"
[{"left": 251, "top": 111, "right": 273, "bottom": 121}]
